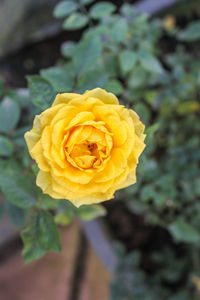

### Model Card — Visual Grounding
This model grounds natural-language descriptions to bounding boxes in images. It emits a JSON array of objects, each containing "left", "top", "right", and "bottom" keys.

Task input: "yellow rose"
[{"left": 25, "top": 88, "right": 146, "bottom": 207}]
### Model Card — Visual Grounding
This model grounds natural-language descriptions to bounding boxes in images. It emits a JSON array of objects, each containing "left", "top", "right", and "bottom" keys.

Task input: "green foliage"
[
  {"left": 0, "top": 136, "right": 13, "bottom": 157},
  {"left": 110, "top": 245, "right": 194, "bottom": 300},
  {"left": 89, "top": 2, "right": 116, "bottom": 19},
  {"left": 55, "top": 201, "right": 106, "bottom": 225},
  {"left": 0, "top": 168, "right": 36, "bottom": 208},
  {"left": 63, "top": 13, "right": 88, "bottom": 30},
  {"left": 53, "top": 1, "right": 78, "bottom": 18},
  {"left": 21, "top": 211, "right": 61, "bottom": 263},
  {"left": 40, "top": 65, "right": 74, "bottom": 92},
  {"left": 0, "top": 97, "right": 20, "bottom": 133},
  {"left": 73, "top": 35, "right": 102, "bottom": 76},
  {"left": 178, "top": 21, "right": 200, "bottom": 41},
  {"left": 27, "top": 76, "right": 56, "bottom": 110}
]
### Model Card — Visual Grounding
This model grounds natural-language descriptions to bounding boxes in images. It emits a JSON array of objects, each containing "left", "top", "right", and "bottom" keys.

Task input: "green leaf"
[
  {"left": 111, "top": 18, "right": 128, "bottom": 43},
  {"left": 0, "top": 201, "right": 4, "bottom": 220},
  {"left": 63, "top": 13, "right": 88, "bottom": 30},
  {"left": 138, "top": 52, "right": 164, "bottom": 74},
  {"left": 22, "top": 211, "right": 61, "bottom": 264},
  {"left": 106, "top": 79, "right": 123, "bottom": 96},
  {"left": 80, "top": 0, "right": 94, "bottom": 4},
  {"left": 40, "top": 66, "right": 74, "bottom": 92},
  {"left": 21, "top": 214, "right": 46, "bottom": 263},
  {"left": 134, "top": 103, "right": 151, "bottom": 125},
  {"left": 27, "top": 76, "right": 56, "bottom": 110},
  {"left": 38, "top": 211, "right": 61, "bottom": 252},
  {"left": 37, "top": 194, "right": 63, "bottom": 210},
  {"left": 77, "top": 204, "right": 106, "bottom": 221},
  {"left": 0, "top": 136, "right": 13, "bottom": 157},
  {"left": 55, "top": 209, "right": 75, "bottom": 226},
  {"left": 0, "top": 97, "right": 20, "bottom": 133},
  {"left": 73, "top": 35, "right": 102, "bottom": 76},
  {"left": 178, "top": 21, "right": 200, "bottom": 41},
  {"left": 145, "top": 123, "right": 159, "bottom": 144},
  {"left": 90, "top": 2, "right": 116, "bottom": 19},
  {"left": 6, "top": 201, "right": 26, "bottom": 227},
  {"left": 53, "top": 1, "right": 78, "bottom": 18},
  {"left": 13, "top": 126, "right": 31, "bottom": 147},
  {"left": 0, "top": 171, "right": 36, "bottom": 208},
  {"left": 76, "top": 70, "right": 108, "bottom": 93},
  {"left": 61, "top": 41, "right": 76, "bottom": 58},
  {"left": 119, "top": 50, "right": 137, "bottom": 74},
  {"left": 169, "top": 220, "right": 200, "bottom": 243}
]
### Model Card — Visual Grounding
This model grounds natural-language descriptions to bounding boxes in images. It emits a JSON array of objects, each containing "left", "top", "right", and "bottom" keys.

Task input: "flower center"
[{"left": 64, "top": 125, "right": 113, "bottom": 170}]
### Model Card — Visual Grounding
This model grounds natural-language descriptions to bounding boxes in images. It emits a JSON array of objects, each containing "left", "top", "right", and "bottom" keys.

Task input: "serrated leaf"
[
  {"left": 77, "top": 204, "right": 106, "bottom": 221},
  {"left": 38, "top": 211, "right": 61, "bottom": 252},
  {"left": 53, "top": 1, "right": 78, "bottom": 18},
  {"left": 0, "top": 97, "right": 20, "bottom": 133},
  {"left": 63, "top": 13, "right": 88, "bottom": 30},
  {"left": 169, "top": 220, "right": 200, "bottom": 243},
  {"left": 119, "top": 50, "right": 137, "bottom": 74},
  {"left": 22, "top": 211, "right": 61, "bottom": 264},
  {"left": 0, "top": 136, "right": 13, "bottom": 157},
  {"left": 21, "top": 214, "right": 46, "bottom": 263},
  {"left": 27, "top": 76, "right": 56, "bottom": 110},
  {"left": 106, "top": 79, "right": 123, "bottom": 95},
  {"left": 0, "top": 171, "right": 36, "bottom": 208},
  {"left": 40, "top": 66, "right": 74, "bottom": 92},
  {"left": 73, "top": 35, "right": 102, "bottom": 76},
  {"left": 90, "top": 2, "right": 116, "bottom": 19},
  {"left": 178, "top": 21, "right": 200, "bottom": 41},
  {"left": 138, "top": 52, "right": 164, "bottom": 74}
]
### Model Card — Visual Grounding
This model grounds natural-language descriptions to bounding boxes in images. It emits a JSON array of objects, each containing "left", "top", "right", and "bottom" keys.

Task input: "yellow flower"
[
  {"left": 192, "top": 276, "right": 200, "bottom": 291},
  {"left": 163, "top": 15, "right": 175, "bottom": 31},
  {"left": 25, "top": 88, "right": 146, "bottom": 207}
]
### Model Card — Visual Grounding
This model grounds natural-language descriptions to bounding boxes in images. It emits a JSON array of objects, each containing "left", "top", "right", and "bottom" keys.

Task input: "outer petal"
[
  {"left": 84, "top": 88, "right": 119, "bottom": 105},
  {"left": 52, "top": 93, "right": 81, "bottom": 106},
  {"left": 36, "top": 170, "right": 62, "bottom": 199}
]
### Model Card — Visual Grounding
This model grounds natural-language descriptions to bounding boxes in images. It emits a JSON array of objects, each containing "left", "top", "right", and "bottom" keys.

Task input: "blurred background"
[{"left": 0, "top": 0, "right": 200, "bottom": 299}]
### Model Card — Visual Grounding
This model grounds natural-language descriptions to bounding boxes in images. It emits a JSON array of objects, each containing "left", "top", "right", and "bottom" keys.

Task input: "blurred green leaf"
[
  {"left": 27, "top": 76, "right": 56, "bottom": 110},
  {"left": 6, "top": 201, "right": 26, "bottom": 227},
  {"left": 63, "top": 13, "right": 88, "bottom": 30},
  {"left": 106, "top": 79, "right": 123, "bottom": 95},
  {"left": 76, "top": 70, "right": 108, "bottom": 93},
  {"left": 138, "top": 52, "right": 164, "bottom": 74},
  {"left": 119, "top": 50, "right": 137, "bottom": 74},
  {"left": 73, "top": 35, "right": 102, "bottom": 76},
  {"left": 169, "top": 219, "right": 200, "bottom": 243},
  {"left": 178, "top": 21, "right": 200, "bottom": 41},
  {"left": 61, "top": 41, "right": 76, "bottom": 58},
  {"left": 77, "top": 204, "right": 106, "bottom": 221},
  {"left": 90, "top": 2, "right": 116, "bottom": 19},
  {"left": 0, "top": 136, "right": 13, "bottom": 157},
  {"left": 53, "top": 1, "right": 78, "bottom": 18},
  {"left": 40, "top": 66, "right": 74, "bottom": 92},
  {"left": 55, "top": 209, "right": 75, "bottom": 226},
  {"left": 80, "top": 0, "right": 94, "bottom": 4},
  {"left": 111, "top": 18, "right": 128, "bottom": 43},
  {"left": 0, "top": 97, "right": 20, "bottom": 133}
]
